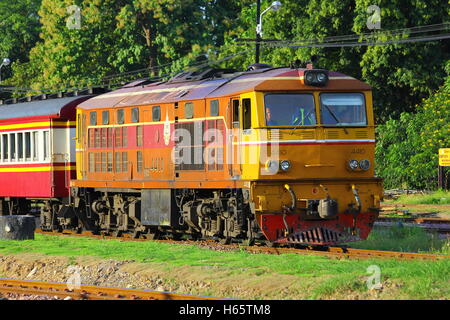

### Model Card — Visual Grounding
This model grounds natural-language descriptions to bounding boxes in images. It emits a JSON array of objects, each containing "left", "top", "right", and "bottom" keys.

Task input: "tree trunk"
[{"left": 0, "top": 216, "right": 35, "bottom": 240}]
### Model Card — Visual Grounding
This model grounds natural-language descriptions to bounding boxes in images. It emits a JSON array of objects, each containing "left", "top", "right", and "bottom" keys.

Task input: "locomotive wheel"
[
  {"left": 112, "top": 230, "right": 123, "bottom": 237},
  {"left": 242, "top": 238, "right": 255, "bottom": 246},
  {"left": 145, "top": 230, "right": 160, "bottom": 240},
  {"left": 219, "top": 237, "right": 231, "bottom": 245},
  {"left": 132, "top": 231, "right": 141, "bottom": 239},
  {"left": 266, "top": 241, "right": 279, "bottom": 248}
]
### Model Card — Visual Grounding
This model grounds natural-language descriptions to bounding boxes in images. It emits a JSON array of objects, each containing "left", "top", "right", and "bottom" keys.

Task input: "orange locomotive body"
[{"left": 62, "top": 65, "right": 383, "bottom": 244}]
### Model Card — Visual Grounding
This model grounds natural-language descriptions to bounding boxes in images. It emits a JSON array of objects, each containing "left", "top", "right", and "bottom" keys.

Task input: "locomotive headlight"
[
  {"left": 348, "top": 159, "right": 359, "bottom": 171},
  {"left": 359, "top": 159, "right": 370, "bottom": 171},
  {"left": 280, "top": 160, "right": 291, "bottom": 171},
  {"left": 316, "top": 72, "right": 327, "bottom": 83},
  {"left": 305, "top": 73, "right": 316, "bottom": 83},
  {"left": 304, "top": 70, "right": 329, "bottom": 86}
]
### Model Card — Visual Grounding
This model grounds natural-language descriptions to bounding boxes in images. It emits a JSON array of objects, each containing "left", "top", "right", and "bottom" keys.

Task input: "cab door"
[{"left": 228, "top": 97, "right": 241, "bottom": 178}]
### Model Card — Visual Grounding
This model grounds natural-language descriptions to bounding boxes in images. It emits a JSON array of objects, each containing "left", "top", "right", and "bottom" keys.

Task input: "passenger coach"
[{"left": 0, "top": 93, "right": 93, "bottom": 221}]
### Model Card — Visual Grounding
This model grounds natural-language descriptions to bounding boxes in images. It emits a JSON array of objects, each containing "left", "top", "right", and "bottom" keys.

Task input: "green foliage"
[
  {"left": 392, "top": 190, "right": 450, "bottom": 205},
  {"left": 349, "top": 225, "right": 449, "bottom": 254},
  {"left": 375, "top": 60, "right": 450, "bottom": 189},
  {"left": 353, "top": 0, "right": 449, "bottom": 121},
  {"left": 0, "top": 0, "right": 42, "bottom": 99}
]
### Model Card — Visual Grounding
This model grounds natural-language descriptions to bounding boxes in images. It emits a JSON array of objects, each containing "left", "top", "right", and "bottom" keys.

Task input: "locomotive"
[{"left": 0, "top": 64, "right": 383, "bottom": 245}]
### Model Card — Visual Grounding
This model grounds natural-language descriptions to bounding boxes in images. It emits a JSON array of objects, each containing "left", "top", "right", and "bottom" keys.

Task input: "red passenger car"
[{"left": 0, "top": 94, "right": 91, "bottom": 215}]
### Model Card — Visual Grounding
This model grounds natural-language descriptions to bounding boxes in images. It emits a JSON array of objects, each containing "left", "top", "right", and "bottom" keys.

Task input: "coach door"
[{"left": 228, "top": 97, "right": 241, "bottom": 178}]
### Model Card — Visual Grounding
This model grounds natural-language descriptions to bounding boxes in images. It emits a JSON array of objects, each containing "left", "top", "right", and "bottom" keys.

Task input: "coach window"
[
  {"left": 185, "top": 102, "right": 194, "bottom": 119},
  {"left": 10, "top": 133, "right": 16, "bottom": 161},
  {"left": 18, "top": 132, "right": 23, "bottom": 160},
  {"left": 43, "top": 130, "right": 50, "bottom": 160},
  {"left": 102, "top": 110, "right": 109, "bottom": 125},
  {"left": 117, "top": 109, "right": 125, "bottom": 124},
  {"left": 210, "top": 100, "right": 219, "bottom": 116},
  {"left": 90, "top": 112, "right": 97, "bottom": 126},
  {"left": 32, "top": 131, "right": 38, "bottom": 160},
  {"left": 25, "top": 132, "right": 31, "bottom": 160},
  {"left": 152, "top": 106, "right": 161, "bottom": 121},
  {"left": 1, "top": 134, "right": 7, "bottom": 161},
  {"left": 131, "top": 108, "right": 139, "bottom": 123}
]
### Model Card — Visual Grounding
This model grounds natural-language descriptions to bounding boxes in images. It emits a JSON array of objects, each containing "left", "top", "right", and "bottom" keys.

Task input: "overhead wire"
[
  {"left": 2, "top": 23, "right": 448, "bottom": 96},
  {"left": 0, "top": 47, "right": 253, "bottom": 95}
]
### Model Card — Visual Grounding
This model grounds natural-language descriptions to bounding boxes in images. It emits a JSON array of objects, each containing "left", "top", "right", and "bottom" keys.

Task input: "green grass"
[
  {"left": 348, "top": 225, "right": 450, "bottom": 255},
  {"left": 391, "top": 190, "right": 450, "bottom": 205},
  {"left": 0, "top": 233, "right": 448, "bottom": 299}
]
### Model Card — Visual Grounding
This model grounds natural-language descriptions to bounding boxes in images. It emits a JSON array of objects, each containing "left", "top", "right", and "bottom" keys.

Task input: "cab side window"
[{"left": 242, "top": 98, "right": 251, "bottom": 130}]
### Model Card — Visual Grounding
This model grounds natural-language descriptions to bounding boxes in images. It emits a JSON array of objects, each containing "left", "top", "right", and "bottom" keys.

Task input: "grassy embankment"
[{"left": 0, "top": 230, "right": 448, "bottom": 299}]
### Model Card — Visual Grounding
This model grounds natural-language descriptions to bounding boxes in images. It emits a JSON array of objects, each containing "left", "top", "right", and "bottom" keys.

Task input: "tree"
[
  {"left": 0, "top": 0, "right": 41, "bottom": 99},
  {"left": 353, "top": 0, "right": 449, "bottom": 121},
  {"left": 375, "top": 60, "right": 450, "bottom": 189}
]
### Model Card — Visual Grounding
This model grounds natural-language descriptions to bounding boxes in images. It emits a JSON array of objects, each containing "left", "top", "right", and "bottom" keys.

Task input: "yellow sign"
[{"left": 439, "top": 148, "right": 450, "bottom": 166}]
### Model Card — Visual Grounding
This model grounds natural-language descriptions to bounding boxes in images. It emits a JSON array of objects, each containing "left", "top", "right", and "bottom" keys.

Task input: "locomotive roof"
[
  {"left": 77, "top": 67, "right": 371, "bottom": 110},
  {"left": 0, "top": 95, "right": 92, "bottom": 121}
]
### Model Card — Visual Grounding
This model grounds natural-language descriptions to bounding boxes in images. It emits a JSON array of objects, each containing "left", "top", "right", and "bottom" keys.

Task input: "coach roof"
[{"left": 0, "top": 96, "right": 92, "bottom": 121}]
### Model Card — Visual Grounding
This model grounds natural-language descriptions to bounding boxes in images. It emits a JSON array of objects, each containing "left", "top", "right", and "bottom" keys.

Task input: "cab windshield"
[
  {"left": 320, "top": 93, "right": 367, "bottom": 125},
  {"left": 264, "top": 94, "right": 316, "bottom": 126}
]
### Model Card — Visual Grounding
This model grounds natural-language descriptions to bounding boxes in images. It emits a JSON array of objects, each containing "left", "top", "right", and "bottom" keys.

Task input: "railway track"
[
  {"left": 375, "top": 217, "right": 450, "bottom": 238},
  {"left": 0, "top": 278, "right": 220, "bottom": 300},
  {"left": 34, "top": 229, "right": 449, "bottom": 261}
]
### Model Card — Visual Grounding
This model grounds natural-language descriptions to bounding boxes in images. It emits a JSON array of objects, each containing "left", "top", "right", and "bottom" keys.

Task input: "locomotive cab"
[{"left": 229, "top": 67, "right": 383, "bottom": 244}]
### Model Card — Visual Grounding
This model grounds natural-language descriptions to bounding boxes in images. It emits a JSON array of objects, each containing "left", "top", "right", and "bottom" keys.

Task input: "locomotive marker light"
[
  {"left": 0, "top": 58, "right": 11, "bottom": 82},
  {"left": 280, "top": 160, "right": 291, "bottom": 171},
  {"left": 359, "top": 159, "right": 371, "bottom": 171}
]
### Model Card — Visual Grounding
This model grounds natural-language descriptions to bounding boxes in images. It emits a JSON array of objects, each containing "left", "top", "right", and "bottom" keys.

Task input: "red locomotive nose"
[{"left": 258, "top": 212, "right": 378, "bottom": 245}]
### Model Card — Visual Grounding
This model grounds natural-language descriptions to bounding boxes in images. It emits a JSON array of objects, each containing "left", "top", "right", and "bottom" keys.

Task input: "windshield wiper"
[
  {"left": 289, "top": 109, "right": 314, "bottom": 135},
  {"left": 324, "top": 105, "right": 348, "bottom": 134},
  {"left": 324, "top": 105, "right": 341, "bottom": 124}
]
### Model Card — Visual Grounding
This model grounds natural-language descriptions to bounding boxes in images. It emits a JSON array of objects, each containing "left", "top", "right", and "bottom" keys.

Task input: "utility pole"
[{"left": 255, "top": 0, "right": 261, "bottom": 64}]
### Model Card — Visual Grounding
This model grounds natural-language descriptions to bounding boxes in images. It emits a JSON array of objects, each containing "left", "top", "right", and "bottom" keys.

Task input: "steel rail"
[
  {"left": 375, "top": 217, "right": 450, "bottom": 238},
  {"left": 0, "top": 278, "right": 220, "bottom": 300},
  {"left": 34, "top": 229, "right": 449, "bottom": 261}
]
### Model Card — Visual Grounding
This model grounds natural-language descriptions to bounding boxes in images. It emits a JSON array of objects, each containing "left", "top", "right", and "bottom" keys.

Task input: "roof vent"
[
  {"left": 168, "top": 68, "right": 237, "bottom": 83},
  {"left": 246, "top": 63, "right": 273, "bottom": 71}
]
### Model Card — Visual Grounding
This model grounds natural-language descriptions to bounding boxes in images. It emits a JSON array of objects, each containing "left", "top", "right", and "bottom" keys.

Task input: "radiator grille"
[
  {"left": 355, "top": 131, "right": 368, "bottom": 139},
  {"left": 286, "top": 227, "right": 342, "bottom": 244},
  {"left": 326, "top": 131, "right": 340, "bottom": 139}
]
